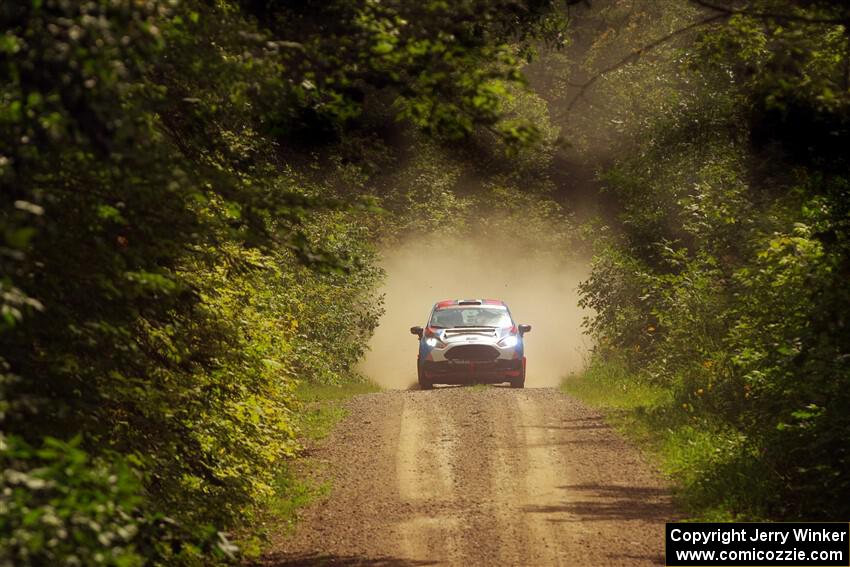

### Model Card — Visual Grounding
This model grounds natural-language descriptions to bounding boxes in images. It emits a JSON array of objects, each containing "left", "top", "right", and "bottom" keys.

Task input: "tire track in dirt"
[
  {"left": 394, "top": 396, "right": 462, "bottom": 563},
  {"left": 258, "top": 388, "right": 675, "bottom": 567},
  {"left": 513, "top": 393, "right": 590, "bottom": 566}
]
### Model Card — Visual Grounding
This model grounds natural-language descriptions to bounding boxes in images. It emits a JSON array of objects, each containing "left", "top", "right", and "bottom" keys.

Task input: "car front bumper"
[{"left": 420, "top": 358, "right": 524, "bottom": 384}]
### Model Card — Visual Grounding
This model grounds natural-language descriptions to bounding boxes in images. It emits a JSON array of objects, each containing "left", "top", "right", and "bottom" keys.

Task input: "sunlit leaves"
[{"left": 0, "top": 0, "right": 568, "bottom": 563}]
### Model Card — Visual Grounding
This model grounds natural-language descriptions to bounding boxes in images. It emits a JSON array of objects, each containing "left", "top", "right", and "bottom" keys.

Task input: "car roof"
[{"left": 434, "top": 299, "right": 507, "bottom": 309}]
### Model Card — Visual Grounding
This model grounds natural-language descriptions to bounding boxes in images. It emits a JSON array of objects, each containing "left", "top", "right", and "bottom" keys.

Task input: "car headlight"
[
  {"left": 499, "top": 335, "right": 518, "bottom": 348},
  {"left": 425, "top": 337, "right": 447, "bottom": 348}
]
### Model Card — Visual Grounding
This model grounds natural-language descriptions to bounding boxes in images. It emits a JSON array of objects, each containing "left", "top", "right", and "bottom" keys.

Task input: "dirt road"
[{"left": 259, "top": 387, "right": 675, "bottom": 567}]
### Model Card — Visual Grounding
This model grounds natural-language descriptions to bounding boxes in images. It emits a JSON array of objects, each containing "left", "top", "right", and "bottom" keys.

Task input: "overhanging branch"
[
  {"left": 690, "top": 0, "right": 850, "bottom": 25},
  {"left": 562, "top": 12, "right": 729, "bottom": 113}
]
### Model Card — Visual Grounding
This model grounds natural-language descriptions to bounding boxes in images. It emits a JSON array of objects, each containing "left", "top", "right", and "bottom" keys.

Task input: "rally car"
[{"left": 410, "top": 299, "right": 531, "bottom": 389}]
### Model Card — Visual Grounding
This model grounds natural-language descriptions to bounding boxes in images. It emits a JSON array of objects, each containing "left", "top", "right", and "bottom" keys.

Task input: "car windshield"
[{"left": 430, "top": 307, "right": 512, "bottom": 328}]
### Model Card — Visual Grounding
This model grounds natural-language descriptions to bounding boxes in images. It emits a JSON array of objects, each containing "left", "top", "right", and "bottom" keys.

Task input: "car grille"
[{"left": 445, "top": 344, "right": 500, "bottom": 362}]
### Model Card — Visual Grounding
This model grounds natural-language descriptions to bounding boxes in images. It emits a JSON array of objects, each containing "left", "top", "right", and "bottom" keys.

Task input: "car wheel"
[
  {"left": 417, "top": 365, "right": 432, "bottom": 390},
  {"left": 511, "top": 365, "right": 526, "bottom": 388}
]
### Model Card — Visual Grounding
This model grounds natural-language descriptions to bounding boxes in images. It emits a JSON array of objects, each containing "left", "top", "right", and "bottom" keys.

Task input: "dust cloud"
[{"left": 358, "top": 238, "right": 591, "bottom": 389}]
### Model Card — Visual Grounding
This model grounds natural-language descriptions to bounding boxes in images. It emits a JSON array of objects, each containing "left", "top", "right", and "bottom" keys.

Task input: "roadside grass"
[
  {"left": 240, "top": 379, "right": 381, "bottom": 556},
  {"left": 562, "top": 358, "right": 766, "bottom": 521},
  {"left": 296, "top": 380, "right": 382, "bottom": 441}
]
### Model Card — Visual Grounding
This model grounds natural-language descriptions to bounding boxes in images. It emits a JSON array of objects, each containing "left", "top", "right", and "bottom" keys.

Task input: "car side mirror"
[
  {"left": 410, "top": 326, "right": 423, "bottom": 338},
  {"left": 518, "top": 324, "right": 531, "bottom": 334}
]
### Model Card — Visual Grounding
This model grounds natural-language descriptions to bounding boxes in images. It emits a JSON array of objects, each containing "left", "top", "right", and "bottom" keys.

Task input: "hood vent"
[{"left": 443, "top": 327, "right": 497, "bottom": 338}]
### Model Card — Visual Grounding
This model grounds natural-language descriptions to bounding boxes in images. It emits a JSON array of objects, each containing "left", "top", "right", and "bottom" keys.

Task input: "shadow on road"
[
  {"left": 523, "top": 483, "right": 674, "bottom": 522},
  {"left": 520, "top": 422, "right": 609, "bottom": 431},
  {"left": 520, "top": 415, "right": 609, "bottom": 431},
  {"left": 257, "top": 552, "right": 437, "bottom": 567}
]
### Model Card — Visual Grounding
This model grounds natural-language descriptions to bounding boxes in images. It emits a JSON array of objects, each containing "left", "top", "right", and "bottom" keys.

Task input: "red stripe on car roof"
[{"left": 435, "top": 298, "right": 506, "bottom": 309}]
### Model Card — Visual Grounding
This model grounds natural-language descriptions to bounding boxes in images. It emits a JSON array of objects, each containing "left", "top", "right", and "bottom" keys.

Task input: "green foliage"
[
  {"left": 562, "top": 354, "right": 669, "bottom": 412},
  {"left": 577, "top": 0, "right": 850, "bottom": 520},
  {"left": 250, "top": 0, "right": 567, "bottom": 143},
  {"left": 1, "top": 0, "right": 564, "bottom": 563},
  {"left": 0, "top": 435, "right": 145, "bottom": 567}
]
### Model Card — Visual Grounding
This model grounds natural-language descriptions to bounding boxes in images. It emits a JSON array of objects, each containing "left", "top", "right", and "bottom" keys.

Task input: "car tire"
[
  {"left": 510, "top": 364, "right": 526, "bottom": 388},
  {"left": 417, "top": 365, "right": 432, "bottom": 390}
]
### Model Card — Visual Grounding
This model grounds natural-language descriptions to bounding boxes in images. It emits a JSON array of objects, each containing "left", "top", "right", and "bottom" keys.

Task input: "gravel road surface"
[{"left": 258, "top": 387, "right": 675, "bottom": 566}]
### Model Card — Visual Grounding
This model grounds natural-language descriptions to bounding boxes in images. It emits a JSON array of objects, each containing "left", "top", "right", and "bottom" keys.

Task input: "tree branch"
[
  {"left": 690, "top": 0, "right": 850, "bottom": 25},
  {"left": 562, "top": 12, "right": 729, "bottom": 114}
]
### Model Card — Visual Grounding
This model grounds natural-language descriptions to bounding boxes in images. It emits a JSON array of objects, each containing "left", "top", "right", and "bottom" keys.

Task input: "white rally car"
[{"left": 410, "top": 299, "right": 531, "bottom": 389}]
